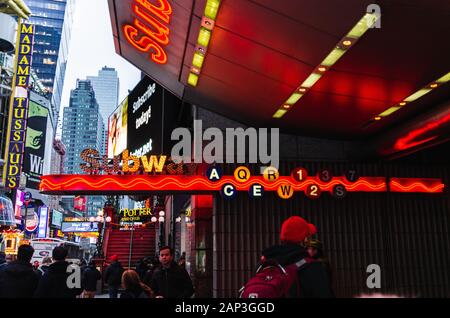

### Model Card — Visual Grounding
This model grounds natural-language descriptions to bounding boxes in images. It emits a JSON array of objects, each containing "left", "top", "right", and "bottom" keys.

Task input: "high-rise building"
[
  {"left": 24, "top": 0, "right": 75, "bottom": 125},
  {"left": 87, "top": 66, "right": 119, "bottom": 126},
  {"left": 62, "top": 79, "right": 104, "bottom": 216},
  {"left": 87, "top": 66, "right": 119, "bottom": 152}
]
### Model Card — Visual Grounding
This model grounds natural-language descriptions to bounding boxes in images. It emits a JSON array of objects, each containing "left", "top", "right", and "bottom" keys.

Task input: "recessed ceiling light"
[
  {"left": 188, "top": 0, "right": 222, "bottom": 87},
  {"left": 272, "top": 11, "right": 380, "bottom": 118},
  {"left": 366, "top": 71, "right": 450, "bottom": 125},
  {"left": 343, "top": 40, "right": 352, "bottom": 46},
  {"left": 374, "top": 116, "right": 382, "bottom": 121},
  {"left": 282, "top": 104, "right": 291, "bottom": 109},
  {"left": 191, "top": 67, "right": 200, "bottom": 75}
]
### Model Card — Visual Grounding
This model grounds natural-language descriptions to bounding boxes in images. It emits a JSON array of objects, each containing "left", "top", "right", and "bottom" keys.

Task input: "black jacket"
[
  {"left": 143, "top": 267, "right": 155, "bottom": 288},
  {"left": 150, "top": 262, "right": 194, "bottom": 298},
  {"left": 0, "top": 260, "right": 40, "bottom": 298},
  {"left": 262, "top": 244, "right": 335, "bottom": 298},
  {"left": 120, "top": 287, "right": 148, "bottom": 298},
  {"left": 34, "top": 261, "right": 83, "bottom": 298},
  {"left": 83, "top": 265, "right": 101, "bottom": 292},
  {"left": 104, "top": 261, "right": 124, "bottom": 287}
]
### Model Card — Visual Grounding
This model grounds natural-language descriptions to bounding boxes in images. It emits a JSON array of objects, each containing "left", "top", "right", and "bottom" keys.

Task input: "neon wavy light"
[
  {"left": 390, "top": 179, "right": 444, "bottom": 193},
  {"left": 40, "top": 175, "right": 387, "bottom": 194}
]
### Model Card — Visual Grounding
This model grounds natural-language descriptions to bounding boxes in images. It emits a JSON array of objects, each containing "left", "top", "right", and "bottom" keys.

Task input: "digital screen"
[
  {"left": 126, "top": 76, "right": 184, "bottom": 157},
  {"left": 107, "top": 97, "right": 128, "bottom": 157},
  {"left": 61, "top": 222, "right": 99, "bottom": 233},
  {"left": 51, "top": 210, "right": 63, "bottom": 228}
]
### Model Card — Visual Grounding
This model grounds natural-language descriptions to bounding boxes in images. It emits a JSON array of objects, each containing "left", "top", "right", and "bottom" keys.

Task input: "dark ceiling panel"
[
  {"left": 110, "top": 0, "right": 450, "bottom": 144},
  {"left": 251, "top": 0, "right": 375, "bottom": 37}
]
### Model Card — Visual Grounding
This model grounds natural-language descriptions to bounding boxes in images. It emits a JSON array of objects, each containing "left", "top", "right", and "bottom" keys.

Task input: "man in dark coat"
[
  {"left": 150, "top": 246, "right": 194, "bottom": 298},
  {"left": 261, "top": 216, "right": 334, "bottom": 298},
  {"left": 104, "top": 255, "right": 124, "bottom": 298},
  {"left": 0, "top": 252, "right": 7, "bottom": 269},
  {"left": 82, "top": 260, "right": 101, "bottom": 298},
  {"left": 34, "top": 246, "right": 82, "bottom": 298},
  {"left": 0, "top": 244, "right": 39, "bottom": 298}
]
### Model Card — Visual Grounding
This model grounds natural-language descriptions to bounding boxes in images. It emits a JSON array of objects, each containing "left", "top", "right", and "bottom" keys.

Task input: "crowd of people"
[{"left": 0, "top": 215, "right": 335, "bottom": 298}]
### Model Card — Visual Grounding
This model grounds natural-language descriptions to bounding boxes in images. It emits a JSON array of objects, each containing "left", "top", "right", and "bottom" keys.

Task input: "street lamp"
[{"left": 96, "top": 209, "right": 111, "bottom": 257}]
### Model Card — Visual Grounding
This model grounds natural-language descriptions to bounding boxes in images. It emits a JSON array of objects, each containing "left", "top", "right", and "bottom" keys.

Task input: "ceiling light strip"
[
  {"left": 272, "top": 12, "right": 380, "bottom": 118},
  {"left": 187, "top": 0, "right": 222, "bottom": 87},
  {"left": 367, "top": 71, "right": 450, "bottom": 122}
]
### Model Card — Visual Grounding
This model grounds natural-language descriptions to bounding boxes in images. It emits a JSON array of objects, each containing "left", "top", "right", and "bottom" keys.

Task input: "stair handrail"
[
  {"left": 102, "top": 226, "right": 111, "bottom": 257},
  {"left": 128, "top": 221, "right": 134, "bottom": 269}
]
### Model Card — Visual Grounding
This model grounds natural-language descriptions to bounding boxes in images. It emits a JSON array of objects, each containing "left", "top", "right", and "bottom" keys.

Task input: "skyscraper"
[
  {"left": 87, "top": 66, "right": 119, "bottom": 152},
  {"left": 24, "top": 0, "right": 75, "bottom": 124},
  {"left": 87, "top": 66, "right": 119, "bottom": 127},
  {"left": 62, "top": 79, "right": 104, "bottom": 216}
]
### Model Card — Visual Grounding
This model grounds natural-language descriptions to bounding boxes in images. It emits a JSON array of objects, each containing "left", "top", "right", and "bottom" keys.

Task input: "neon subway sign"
[
  {"left": 79, "top": 148, "right": 200, "bottom": 175},
  {"left": 123, "top": 0, "right": 172, "bottom": 65},
  {"left": 40, "top": 166, "right": 445, "bottom": 197}
]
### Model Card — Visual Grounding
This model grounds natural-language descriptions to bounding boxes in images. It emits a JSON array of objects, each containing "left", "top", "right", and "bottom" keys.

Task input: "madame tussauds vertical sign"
[{"left": 3, "top": 22, "right": 35, "bottom": 189}]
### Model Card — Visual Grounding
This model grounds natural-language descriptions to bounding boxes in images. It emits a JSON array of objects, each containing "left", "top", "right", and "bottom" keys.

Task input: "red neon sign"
[
  {"left": 394, "top": 113, "right": 450, "bottom": 151},
  {"left": 40, "top": 175, "right": 387, "bottom": 195},
  {"left": 123, "top": 0, "right": 172, "bottom": 65},
  {"left": 390, "top": 178, "right": 445, "bottom": 193}
]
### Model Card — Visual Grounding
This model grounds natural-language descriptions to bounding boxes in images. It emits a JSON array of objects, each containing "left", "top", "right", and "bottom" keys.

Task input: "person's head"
[
  {"left": 159, "top": 246, "right": 174, "bottom": 267},
  {"left": 33, "top": 261, "right": 40, "bottom": 268},
  {"left": 306, "top": 239, "right": 323, "bottom": 259},
  {"left": 88, "top": 260, "right": 96, "bottom": 267},
  {"left": 110, "top": 255, "right": 118, "bottom": 262},
  {"left": 52, "top": 246, "right": 68, "bottom": 261},
  {"left": 280, "top": 216, "right": 316, "bottom": 246},
  {"left": 121, "top": 270, "right": 141, "bottom": 291},
  {"left": 17, "top": 244, "right": 34, "bottom": 263},
  {"left": 42, "top": 256, "right": 52, "bottom": 265}
]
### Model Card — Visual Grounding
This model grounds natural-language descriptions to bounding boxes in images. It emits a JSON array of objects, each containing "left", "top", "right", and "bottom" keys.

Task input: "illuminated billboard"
[
  {"left": 126, "top": 76, "right": 184, "bottom": 157},
  {"left": 61, "top": 222, "right": 98, "bottom": 233},
  {"left": 3, "top": 22, "right": 35, "bottom": 189},
  {"left": 107, "top": 96, "right": 128, "bottom": 157},
  {"left": 22, "top": 100, "right": 49, "bottom": 189}
]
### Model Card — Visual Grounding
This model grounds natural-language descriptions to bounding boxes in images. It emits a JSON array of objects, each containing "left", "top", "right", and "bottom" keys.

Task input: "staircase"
[{"left": 104, "top": 227, "right": 156, "bottom": 268}]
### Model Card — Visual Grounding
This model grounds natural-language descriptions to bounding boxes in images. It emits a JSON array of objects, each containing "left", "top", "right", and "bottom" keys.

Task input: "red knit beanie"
[
  {"left": 110, "top": 255, "right": 118, "bottom": 262},
  {"left": 280, "top": 216, "right": 316, "bottom": 244}
]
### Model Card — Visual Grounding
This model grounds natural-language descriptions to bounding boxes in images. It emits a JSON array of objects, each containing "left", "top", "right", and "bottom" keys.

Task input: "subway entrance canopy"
[{"left": 108, "top": 0, "right": 450, "bottom": 158}]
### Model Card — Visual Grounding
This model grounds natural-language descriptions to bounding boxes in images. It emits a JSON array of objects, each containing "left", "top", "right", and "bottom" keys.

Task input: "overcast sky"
[{"left": 59, "top": 0, "right": 141, "bottom": 121}]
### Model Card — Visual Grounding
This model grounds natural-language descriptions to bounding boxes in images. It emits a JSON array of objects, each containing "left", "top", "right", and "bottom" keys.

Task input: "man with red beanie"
[{"left": 261, "top": 216, "right": 334, "bottom": 298}]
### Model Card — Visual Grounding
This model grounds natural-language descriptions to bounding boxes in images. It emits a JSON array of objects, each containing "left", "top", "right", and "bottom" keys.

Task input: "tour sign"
[{"left": 119, "top": 208, "right": 153, "bottom": 226}]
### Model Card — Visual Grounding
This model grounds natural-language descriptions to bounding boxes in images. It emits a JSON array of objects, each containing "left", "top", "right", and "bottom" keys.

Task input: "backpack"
[{"left": 239, "top": 258, "right": 314, "bottom": 298}]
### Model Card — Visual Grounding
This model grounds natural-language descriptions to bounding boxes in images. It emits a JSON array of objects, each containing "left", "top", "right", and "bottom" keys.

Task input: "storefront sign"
[
  {"left": 37, "top": 206, "right": 48, "bottom": 238},
  {"left": 119, "top": 207, "right": 152, "bottom": 226},
  {"left": 51, "top": 210, "right": 63, "bottom": 228},
  {"left": 3, "top": 22, "right": 35, "bottom": 188},
  {"left": 61, "top": 222, "right": 99, "bottom": 233},
  {"left": 74, "top": 196, "right": 86, "bottom": 211},
  {"left": 25, "top": 212, "right": 38, "bottom": 232}
]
